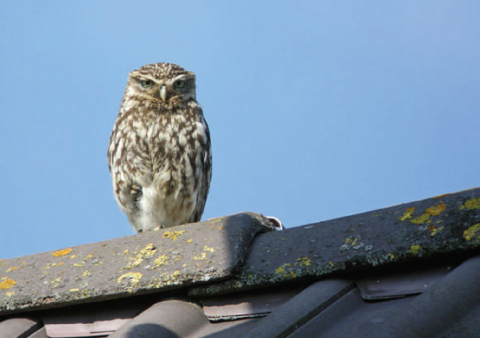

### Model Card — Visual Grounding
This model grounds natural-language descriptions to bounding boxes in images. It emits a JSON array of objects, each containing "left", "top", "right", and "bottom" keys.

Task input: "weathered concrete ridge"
[
  {"left": 190, "top": 188, "right": 480, "bottom": 295},
  {"left": 1, "top": 188, "right": 479, "bottom": 315}
]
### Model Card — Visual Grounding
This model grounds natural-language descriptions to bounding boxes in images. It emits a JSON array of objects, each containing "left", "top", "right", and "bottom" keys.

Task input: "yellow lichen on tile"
[
  {"left": 154, "top": 254, "right": 170, "bottom": 267},
  {"left": 163, "top": 230, "right": 186, "bottom": 241},
  {"left": 328, "top": 261, "right": 335, "bottom": 267},
  {"left": 463, "top": 223, "right": 480, "bottom": 241},
  {"left": 399, "top": 207, "right": 415, "bottom": 221},
  {"left": 275, "top": 263, "right": 292, "bottom": 275},
  {"left": 6, "top": 267, "right": 18, "bottom": 273},
  {"left": 74, "top": 263, "right": 84, "bottom": 267},
  {"left": 295, "top": 257, "right": 311, "bottom": 266},
  {"left": 70, "top": 255, "right": 76, "bottom": 259},
  {"left": 430, "top": 226, "right": 444, "bottom": 236},
  {"left": 411, "top": 213, "right": 431, "bottom": 225},
  {"left": 6, "top": 292, "right": 14, "bottom": 297},
  {"left": 204, "top": 246, "right": 215, "bottom": 252},
  {"left": 462, "top": 198, "right": 480, "bottom": 210},
  {"left": 139, "top": 244, "right": 157, "bottom": 258},
  {"left": 171, "top": 270, "right": 180, "bottom": 278},
  {"left": 69, "top": 288, "right": 80, "bottom": 292},
  {"left": 387, "top": 253, "right": 395, "bottom": 260},
  {"left": 194, "top": 252, "right": 207, "bottom": 260},
  {"left": 0, "top": 278, "right": 16, "bottom": 290},
  {"left": 425, "top": 202, "right": 447, "bottom": 216},
  {"left": 82, "top": 270, "right": 91, "bottom": 277},
  {"left": 117, "top": 272, "right": 143, "bottom": 288},
  {"left": 345, "top": 237, "right": 358, "bottom": 246},
  {"left": 186, "top": 239, "right": 193, "bottom": 244},
  {"left": 52, "top": 248, "right": 72, "bottom": 257},
  {"left": 408, "top": 245, "right": 422, "bottom": 255}
]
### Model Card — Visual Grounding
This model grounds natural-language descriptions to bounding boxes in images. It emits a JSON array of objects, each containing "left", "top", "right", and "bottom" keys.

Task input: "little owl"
[{"left": 107, "top": 63, "right": 212, "bottom": 233}]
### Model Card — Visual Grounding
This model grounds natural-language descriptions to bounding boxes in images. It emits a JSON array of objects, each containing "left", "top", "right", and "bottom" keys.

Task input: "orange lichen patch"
[
  {"left": 408, "top": 245, "right": 422, "bottom": 255},
  {"left": 57, "top": 262, "right": 64, "bottom": 266},
  {"left": 425, "top": 202, "right": 447, "bottom": 216},
  {"left": 0, "top": 278, "right": 17, "bottom": 290},
  {"left": 463, "top": 198, "right": 480, "bottom": 210},
  {"left": 399, "top": 207, "right": 415, "bottom": 221},
  {"left": 163, "top": 230, "right": 186, "bottom": 241},
  {"left": 463, "top": 224, "right": 480, "bottom": 241},
  {"left": 6, "top": 267, "right": 18, "bottom": 273},
  {"left": 411, "top": 213, "right": 431, "bottom": 225},
  {"left": 52, "top": 248, "right": 72, "bottom": 257}
]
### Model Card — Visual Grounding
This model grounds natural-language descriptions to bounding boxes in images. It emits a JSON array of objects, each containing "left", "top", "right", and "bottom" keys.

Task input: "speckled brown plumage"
[{"left": 107, "top": 63, "right": 212, "bottom": 232}]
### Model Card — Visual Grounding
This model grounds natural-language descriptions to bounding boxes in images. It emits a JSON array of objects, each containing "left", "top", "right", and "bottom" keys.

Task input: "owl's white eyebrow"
[
  {"left": 169, "top": 74, "right": 194, "bottom": 82},
  {"left": 132, "top": 74, "right": 161, "bottom": 84}
]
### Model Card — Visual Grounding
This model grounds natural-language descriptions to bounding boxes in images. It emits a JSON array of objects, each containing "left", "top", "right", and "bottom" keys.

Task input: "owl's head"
[{"left": 125, "top": 63, "right": 196, "bottom": 102}]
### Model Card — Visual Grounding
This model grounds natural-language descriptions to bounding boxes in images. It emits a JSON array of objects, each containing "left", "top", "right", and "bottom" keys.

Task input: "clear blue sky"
[{"left": 1, "top": 1, "right": 478, "bottom": 259}]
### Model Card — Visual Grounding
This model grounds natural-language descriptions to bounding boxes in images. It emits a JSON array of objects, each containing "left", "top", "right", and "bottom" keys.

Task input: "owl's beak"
[{"left": 160, "top": 85, "right": 167, "bottom": 101}]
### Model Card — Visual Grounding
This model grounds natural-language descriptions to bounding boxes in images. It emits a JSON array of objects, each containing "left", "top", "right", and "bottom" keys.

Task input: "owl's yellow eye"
[
  {"left": 140, "top": 80, "right": 153, "bottom": 88},
  {"left": 174, "top": 80, "right": 185, "bottom": 88}
]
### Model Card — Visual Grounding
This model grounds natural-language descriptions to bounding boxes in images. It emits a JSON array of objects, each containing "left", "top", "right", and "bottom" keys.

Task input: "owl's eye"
[
  {"left": 174, "top": 80, "right": 185, "bottom": 88},
  {"left": 140, "top": 80, "right": 153, "bottom": 88}
]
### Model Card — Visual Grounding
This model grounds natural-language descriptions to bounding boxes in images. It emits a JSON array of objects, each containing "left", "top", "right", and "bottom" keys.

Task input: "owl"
[{"left": 107, "top": 63, "right": 212, "bottom": 233}]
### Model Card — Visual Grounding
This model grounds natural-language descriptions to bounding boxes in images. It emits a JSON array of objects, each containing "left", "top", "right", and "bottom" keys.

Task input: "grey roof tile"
[
  {"left": 235, "top": 279, "right": 355, "bottom": 338},
  {"left": 357, "top": 261, "right": 458, "bottom": 300},
  {"left": 0, "top": 317, "right": 42, "bottom": 338},
  {"left": 289, "top": 255, "right": 480, "bottom": 338},
  {"left": 109, "top": 299, "right": 208, "bottom": 338}
]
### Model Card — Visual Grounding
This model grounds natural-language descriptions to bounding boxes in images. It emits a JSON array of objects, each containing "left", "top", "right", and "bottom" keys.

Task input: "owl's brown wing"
[
  {"left": 190, "top": 113, "right": 212, "bottom": 223},
  {"left": 107, "top": 109, "right": 153, "bottom": 213}
]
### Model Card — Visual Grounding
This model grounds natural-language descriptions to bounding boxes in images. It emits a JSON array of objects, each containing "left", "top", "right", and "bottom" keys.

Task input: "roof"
[{"left": 1, "top": 188, "right": 479, "bottom": 337}]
